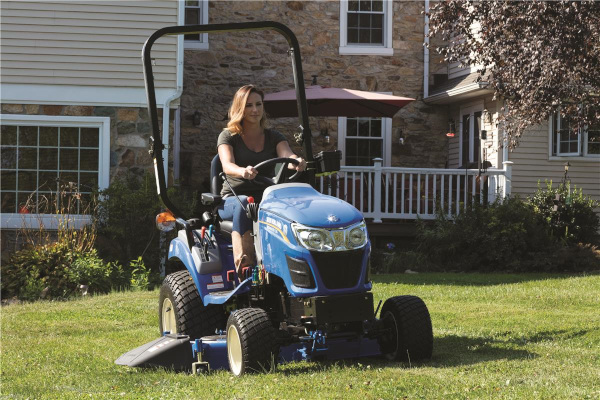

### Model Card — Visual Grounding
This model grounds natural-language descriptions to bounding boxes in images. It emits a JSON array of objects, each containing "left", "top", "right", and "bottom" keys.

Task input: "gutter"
[
  {"left": 424, "top": 81, "right": 490, "bottom": 104},
  {"left": 424, "top": 0, "right": 429, "bottom": 99},
  {"left": 161, "top": 2, "right": 185, "bottom": 181}
]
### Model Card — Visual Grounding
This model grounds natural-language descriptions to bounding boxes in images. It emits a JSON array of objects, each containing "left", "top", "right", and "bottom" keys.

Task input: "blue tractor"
[{"left": 116, "top": 22, "right": 433, "bottom": 376}]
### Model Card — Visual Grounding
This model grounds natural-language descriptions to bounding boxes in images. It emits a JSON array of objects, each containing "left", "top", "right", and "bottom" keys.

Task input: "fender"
[{"left": 168, "top": 238, "right": 205, "bottom": 301}]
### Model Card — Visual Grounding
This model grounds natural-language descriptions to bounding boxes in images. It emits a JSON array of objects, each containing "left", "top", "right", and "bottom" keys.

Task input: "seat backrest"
[{"left": 211, "top": 154, "right": 223, "bottom": 195}]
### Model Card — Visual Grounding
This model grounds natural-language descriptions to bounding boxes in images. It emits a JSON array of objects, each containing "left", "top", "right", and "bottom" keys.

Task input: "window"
[
  {"left": 338, "top": 116, "right": 391, "bottom": 166},
  {"left": 184, "top": 0, "right": 208, "bottom": 50},
  {"left": 339, "top": 0, "right": 393, "bottom": 56},
  {"left": 0, "top": 115, "right": 110, "bottom": 229},
  {"left": 551, "top": 113, "right": 600, "bottom": 158}
]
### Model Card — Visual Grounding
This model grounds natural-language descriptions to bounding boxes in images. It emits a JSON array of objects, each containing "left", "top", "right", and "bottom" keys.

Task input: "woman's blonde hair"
[{"left": 226, "top": 85, "right": 267, "bottom": 135}]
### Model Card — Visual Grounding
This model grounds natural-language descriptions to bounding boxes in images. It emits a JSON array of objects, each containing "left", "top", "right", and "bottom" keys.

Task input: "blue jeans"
[{"left": 217, "top": 195, "right": 252, "bottom": 235}]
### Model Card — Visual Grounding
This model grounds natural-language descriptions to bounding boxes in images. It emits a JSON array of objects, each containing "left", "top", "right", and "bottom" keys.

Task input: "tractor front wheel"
[
  {"left": 378, "top": 295, "right": 433, "bottom": 362},
  {"left": 158, "top": 269, "right": 225, "bottom": 339},
  {"left": 226, "top": 308, "right": 278, "bottom": 376}
]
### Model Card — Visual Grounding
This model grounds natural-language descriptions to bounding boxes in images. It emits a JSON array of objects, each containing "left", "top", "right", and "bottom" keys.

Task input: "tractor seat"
[{"left": 209, "top": 154, "right": 233, "bottom": 239}]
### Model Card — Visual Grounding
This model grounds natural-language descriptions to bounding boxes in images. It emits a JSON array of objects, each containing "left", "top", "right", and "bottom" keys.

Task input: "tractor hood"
[{"left": 260, "top": 183, "right": 363, "bottom": 228}]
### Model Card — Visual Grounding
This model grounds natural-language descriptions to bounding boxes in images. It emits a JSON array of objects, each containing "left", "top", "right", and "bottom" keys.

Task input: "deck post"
[
  {"left": 502, "top": 161, "right": 514, "bottom": 199},
  {"left": 372, "top": 158, "right": 383, "bottom": 223}
]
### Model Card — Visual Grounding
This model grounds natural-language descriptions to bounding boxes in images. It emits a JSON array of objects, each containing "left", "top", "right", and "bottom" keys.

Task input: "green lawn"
[{"left": 2, "top": 273, "right": 599, "bottom": 399}]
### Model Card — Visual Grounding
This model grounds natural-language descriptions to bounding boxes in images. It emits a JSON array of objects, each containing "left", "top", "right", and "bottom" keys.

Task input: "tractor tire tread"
[
  {"left": 160, "top": 270, "right": 225, "bottom": 339},
  {"left": 380, "top": 295, "right": 433, "bottom": 361},
  {"left": 228, "top": 308, "right": 278, "bottom": 374}
]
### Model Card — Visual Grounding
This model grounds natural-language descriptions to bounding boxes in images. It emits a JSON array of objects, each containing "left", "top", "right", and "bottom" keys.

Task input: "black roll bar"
[{"left": 142, "top": 21, "right": 314, "bottom": 219}]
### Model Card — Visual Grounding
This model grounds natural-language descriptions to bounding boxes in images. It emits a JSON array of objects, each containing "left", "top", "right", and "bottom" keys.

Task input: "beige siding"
[
  {"left": 509, "top": 123, "right": 600, "bottom": 203},
  {"left": 0, "top": 1, "right": 177, "bottom": 89}
]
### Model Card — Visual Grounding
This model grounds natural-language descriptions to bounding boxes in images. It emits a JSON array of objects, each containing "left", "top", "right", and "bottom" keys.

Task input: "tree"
[{"left": 428, "top": 0, "right": 600, "bottom": 147}]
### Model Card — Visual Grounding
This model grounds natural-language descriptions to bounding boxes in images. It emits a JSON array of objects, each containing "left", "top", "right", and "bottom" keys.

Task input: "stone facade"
[
  {"left": 0, "top": 103, "right": 170, "bottom": 180},
  {"left": 178, "top": 0, "right": 449, "bottom": 189}
]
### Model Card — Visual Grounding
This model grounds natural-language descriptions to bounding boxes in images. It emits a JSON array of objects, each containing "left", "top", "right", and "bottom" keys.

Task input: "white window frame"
[
  {"left": 0, "top": 114, "right": 110, "bottom": 229},
  {"left": 337, "top": 116, "right": 392, "bottom": 167},
  {"left": 548, "top": 113, "right": 600, "bottom": 160},
  {"left": 183, "top": 0, "right": 209, "bottom": 50},
  {"left": 339, "top": 0, "right": 394, "bottom": 56},
  {"left": 459, "top": 103, "right": 484, "bottom": 165}
]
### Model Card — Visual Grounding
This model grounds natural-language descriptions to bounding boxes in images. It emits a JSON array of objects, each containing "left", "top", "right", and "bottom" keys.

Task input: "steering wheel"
[{"left": 252, "top": 157, "right": 301, "bottom": 186}]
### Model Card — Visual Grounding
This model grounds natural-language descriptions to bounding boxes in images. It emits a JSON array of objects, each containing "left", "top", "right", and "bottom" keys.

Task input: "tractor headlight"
[{"left": 291, "top": 221, "right": 368, "bottom": 252}]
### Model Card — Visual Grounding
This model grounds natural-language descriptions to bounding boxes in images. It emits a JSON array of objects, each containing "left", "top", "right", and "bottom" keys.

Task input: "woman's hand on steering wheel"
[
  {"left": 242, "top": 165, "right": 258, "bottom": 180},
  {"left": 253, "top": 157, "right": 301, "bottom": 186}
]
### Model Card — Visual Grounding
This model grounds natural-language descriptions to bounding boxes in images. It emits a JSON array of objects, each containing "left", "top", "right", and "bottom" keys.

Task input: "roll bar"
[{"left": 143, "top": 21, "right": 314, "bottom": 219}]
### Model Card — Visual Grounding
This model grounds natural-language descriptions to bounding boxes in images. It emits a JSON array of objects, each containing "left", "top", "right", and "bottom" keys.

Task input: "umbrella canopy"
[{"left": 264, "top": 85, "right": 414, "bottom": 118}]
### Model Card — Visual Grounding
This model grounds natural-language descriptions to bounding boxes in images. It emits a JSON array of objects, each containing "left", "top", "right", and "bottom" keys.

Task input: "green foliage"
[
  {"left": 129, "top": 257, "right": 155, "bottom": 291},
  {"left": 95, "top": 173, "right": 162, "bottom": 267},
  {"left": 416, "top": 197, "right": 558, "bottom": 272},
  {"left": 94, "top": 172, "right": 199, "bottom": 270},
  {"left": 528, "top": 180, "right": 599, "bottom": 244}
]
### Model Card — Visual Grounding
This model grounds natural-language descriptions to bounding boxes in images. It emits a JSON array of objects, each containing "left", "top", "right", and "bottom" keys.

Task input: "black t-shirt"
[{"left": 217, "top": 128, "right": 287, "bottom": 198}]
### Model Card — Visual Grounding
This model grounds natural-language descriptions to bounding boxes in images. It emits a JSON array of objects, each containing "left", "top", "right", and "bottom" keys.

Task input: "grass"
[{"left": 1, "top": 273, "right": 599, "bottom": 399}]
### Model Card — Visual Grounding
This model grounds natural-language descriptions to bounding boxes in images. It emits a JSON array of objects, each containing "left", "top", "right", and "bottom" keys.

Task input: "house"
[{"left": 2, "top": 1, "right": 594, "bottom": 243}]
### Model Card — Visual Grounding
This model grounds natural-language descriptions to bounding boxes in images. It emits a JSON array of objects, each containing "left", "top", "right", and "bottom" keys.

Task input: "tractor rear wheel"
[
  {"left": 379, "top": 295, "right": 433, "bottom": 362},
  {"left": 158, "top": 270, "right": 225, "bottom": 339},
  {"left": 226, "top": 308, "right": 278, "bottom": 376}
]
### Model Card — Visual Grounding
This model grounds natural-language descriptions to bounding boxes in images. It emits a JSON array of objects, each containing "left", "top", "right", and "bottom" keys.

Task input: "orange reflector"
[{"left": 156, "top": 210, "right": 176, "bottom": 223}]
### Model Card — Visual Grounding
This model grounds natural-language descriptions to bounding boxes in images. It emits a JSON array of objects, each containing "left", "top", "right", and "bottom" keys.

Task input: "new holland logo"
[{"left": 327, "top": 214, "right": 339, "bottom": 222}]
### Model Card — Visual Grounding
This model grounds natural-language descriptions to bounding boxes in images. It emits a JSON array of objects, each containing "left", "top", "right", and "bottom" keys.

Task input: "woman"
[{"left": 217, "top": 85, "right": 306, "bottom": 279}]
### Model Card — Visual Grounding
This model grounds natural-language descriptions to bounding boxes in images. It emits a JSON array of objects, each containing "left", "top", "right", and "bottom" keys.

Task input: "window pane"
[
  {"left": 346, "top": 138, "right": 359, "bottom": 159},
  {"left": 60, "top": 149, "right": 79, "bottom": 170},
  {"left": 39, "top": 148, "right": 59, "bottom": 170},
  {"left": 58, "top": 172, "right": 78, "bottom": 188},
  {"left": 17, "top": 192, "right": 34, "bottom": 210},
  {"left": 372, "top": 14, "right": 383, "bottom": 29},
  {"left": 39, "top": 171, "right": 58, "bottom": 191},
  {"left": 348, "top": 1, "right": 359, "bottom": 11},
  {"left": 371, "top": 29, "right": 383, "bottom": 44},
  {"left": 1, "top": 192, "right": 16, "bottom": 213},
  {"left": 17, "top": 171, "right": 37, "bottom": 191},
  {"left": 358, "top": 119, "right": 370, "bottom": 137},
  {"left": 185, "top": 0, "right": 199, "bottom": 6},
  {"left": 19, "top": 126, "right": 38, "bottom": 146},
  {"left": 588, "top": 128, "right": 600, "bottom": 154},
  {"left": 359, "top": 14, "right": 371, "bottom": 29},
  {"left": 19, "top": 148, "right": 37, "bottom": 169},
  {"left": 1, "top": 147, "right": 17, "bottom": 169},
  {"left": 348, "top": 13, "right": 359, "bottom": 28},
  {"left": 80, "top": 128, "right": 99, "bottom": 147},
  {"left": 347, "top": 118, "right": 358, "bottom": 136},
  {"left": 1, "top": 171, "right": 16, "bottom": 190},
  {"left": 80, "top": 172, "right": 98, "bottom": 190},
  {"left": 1, "top": 125, "right": 17, "bottom": 145},
  {"left": 348, "top": 28, "right": 359, "bottom": 44},
  {"left": 372, "top": 0, "right": 383, "bottom": 12},
  {"left": 185, "top": 8, "right": 199, "bottom": 25},
  {"left": 370, "top": 119, "right": 382, "bottom": 137},
  {"left": 80, "top": 149, "right": 99, "bottom": 171},
  {"left": 39, "top": 126, "right": 59, "bottom": 146},
  {"left": 60, "top": 127, "right": 79, "bottom": 147},
  {"left": 359, "top": 29, "right": 370, "bottom": 44},
  {"left": 359, "top": 0, "right": 372, "bottom": 12}
]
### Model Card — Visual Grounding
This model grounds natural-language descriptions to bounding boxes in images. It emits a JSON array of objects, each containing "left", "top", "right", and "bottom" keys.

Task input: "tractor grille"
[{"left": 310, "top": 249, "right": 365, "bottom": 289}]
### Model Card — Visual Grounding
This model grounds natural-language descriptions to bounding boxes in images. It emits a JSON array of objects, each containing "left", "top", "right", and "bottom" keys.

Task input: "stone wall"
[
  {"left": 179, "top": 0, "right": 449, "bottom": 189},
  {"left": 0, "top": 103, "right": 171, "bottom": 181}
]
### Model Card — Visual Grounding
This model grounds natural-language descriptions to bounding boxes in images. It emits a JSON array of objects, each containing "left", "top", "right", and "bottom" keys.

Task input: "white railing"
[{"left": 317, "top": 159, "right": 513, "bottom": 222}]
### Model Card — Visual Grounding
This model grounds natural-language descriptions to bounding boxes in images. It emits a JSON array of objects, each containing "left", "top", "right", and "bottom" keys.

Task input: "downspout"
[
  {"left": 161, "top": 2, "right": 185, "bottom": 181},
  {"left": 423, "top": 0, "right": 430, "bottom": 99}
]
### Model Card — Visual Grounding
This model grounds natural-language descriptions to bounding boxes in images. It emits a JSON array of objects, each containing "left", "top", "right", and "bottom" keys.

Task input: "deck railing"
[{"left": 317, "top": 159, "right": 513, "bottom": 222}]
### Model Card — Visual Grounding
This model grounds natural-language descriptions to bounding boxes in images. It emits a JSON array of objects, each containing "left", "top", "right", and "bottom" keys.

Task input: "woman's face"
[{"left": 242, "top": 92, "right": 264, "bottom": 125}]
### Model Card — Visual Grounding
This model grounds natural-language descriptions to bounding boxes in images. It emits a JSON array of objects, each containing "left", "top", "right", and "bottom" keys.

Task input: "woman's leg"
[{"left": 218, "top": 196, "right": 255, "bottom": 280}]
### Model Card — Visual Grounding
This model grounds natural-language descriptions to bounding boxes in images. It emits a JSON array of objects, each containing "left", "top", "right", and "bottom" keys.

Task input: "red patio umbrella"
[{"left": 264, "top": 85, "right": 414, "bottom": 118}]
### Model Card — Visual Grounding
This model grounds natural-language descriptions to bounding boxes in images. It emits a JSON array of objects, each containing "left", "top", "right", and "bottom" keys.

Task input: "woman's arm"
[
  {"left": 276, "top": 141, "right": 307, "bottom": 171},
  {"left": 218, "top": 144, "right": 258, "bottom": 180}
]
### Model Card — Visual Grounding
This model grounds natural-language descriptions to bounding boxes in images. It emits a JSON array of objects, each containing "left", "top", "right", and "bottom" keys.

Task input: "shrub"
[
  {"left": 528, "top": 181, "right": 599, "bottom": 244},
  {"left": 416, "top": 197, "right": 557, "bottom": 272}
]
